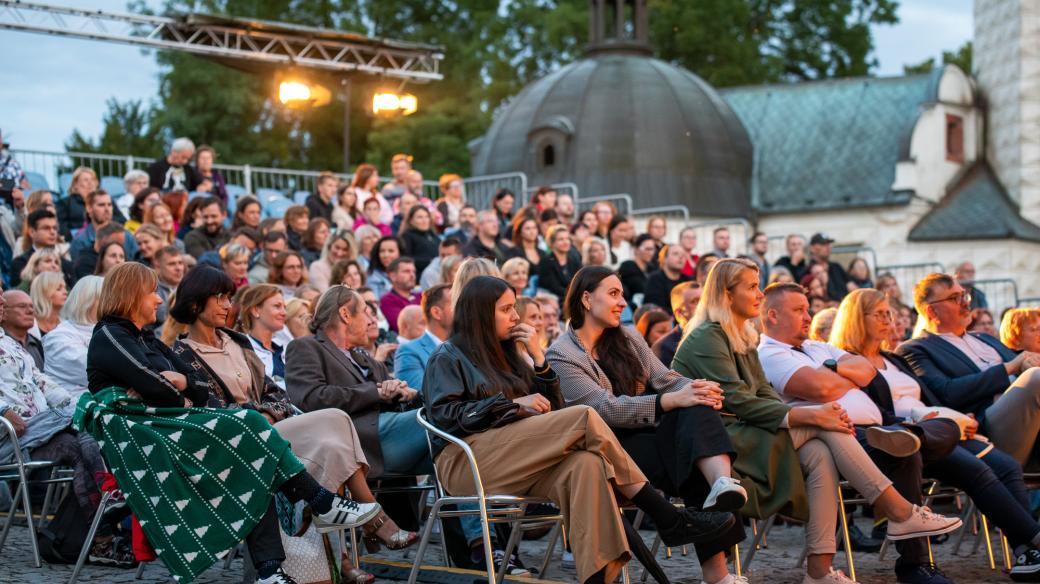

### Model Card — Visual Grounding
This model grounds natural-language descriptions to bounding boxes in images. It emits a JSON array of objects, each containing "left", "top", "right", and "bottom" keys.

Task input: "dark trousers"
[
  {"left": 855, "top": 426, "right": 928, "bottom": 568},
  {"left": 615, "top": 405, "right": 745, "bottom": 563},
  {"left": 926, "top": 440, "right": 1039, "bottom": 548},
  {"left": 245, "top": 501, "right": 285, "bottom": 567}
]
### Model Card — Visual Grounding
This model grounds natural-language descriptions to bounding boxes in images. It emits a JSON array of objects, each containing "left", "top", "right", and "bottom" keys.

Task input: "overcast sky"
[{"left": 1, "top": 0, "right": 974, "bottom": 154}]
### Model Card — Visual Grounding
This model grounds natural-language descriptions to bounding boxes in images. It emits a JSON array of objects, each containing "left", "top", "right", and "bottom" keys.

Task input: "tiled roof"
[
  {"left": 720, "top": 70, "right": 943, "bottom": 214},
  {"left": 909, "top": 163, "right": 1040, "bottom": 243}
]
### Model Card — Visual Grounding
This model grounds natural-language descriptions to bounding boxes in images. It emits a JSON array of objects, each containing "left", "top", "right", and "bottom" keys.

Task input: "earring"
[{"left": 252, "top": 312, "right": 260, "bottom": 319}]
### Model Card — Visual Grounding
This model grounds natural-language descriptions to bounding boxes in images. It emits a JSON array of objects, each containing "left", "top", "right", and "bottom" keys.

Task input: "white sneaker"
[
  {"left": 257, "top": 568, "right": 298, "bottom": 584},
  {"left": 313, "top": 496, "right": 381, "bottom": 533},
  {"left": 802, "top": 568, "right": 858, "bottom": 584},
  {"left": 886, "top": 505, "right": 962, "bottom": 541},
  {"left": 703, "top": 476, "right": 748, "bottom": 512}
]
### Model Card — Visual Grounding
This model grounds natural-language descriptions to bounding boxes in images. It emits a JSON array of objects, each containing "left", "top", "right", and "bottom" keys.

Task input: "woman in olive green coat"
[{"left": 673, "top": 314, "right": 808, "bottom": 522}]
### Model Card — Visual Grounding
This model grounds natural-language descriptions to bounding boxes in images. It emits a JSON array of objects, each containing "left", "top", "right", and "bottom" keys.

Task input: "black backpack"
[{"left": 37, "top": 493, "right": 91, "bottom": 564}]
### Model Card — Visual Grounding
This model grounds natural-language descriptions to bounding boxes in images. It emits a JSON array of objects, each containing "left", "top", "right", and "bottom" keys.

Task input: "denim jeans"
[
  {"left": 926, "top": 439, "right": 1039, "bottom": 548},
  {"left": 377, "top": 412, "right": 483, "bottom": 543}
]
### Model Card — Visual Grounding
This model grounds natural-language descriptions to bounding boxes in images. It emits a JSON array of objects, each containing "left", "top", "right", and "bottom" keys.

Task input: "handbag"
[
  {"left": 278, "top": 525, "right": 336, "bottom": 584},
  {"left": 458, "top": 396, "right": 520, "bottom": 433}
]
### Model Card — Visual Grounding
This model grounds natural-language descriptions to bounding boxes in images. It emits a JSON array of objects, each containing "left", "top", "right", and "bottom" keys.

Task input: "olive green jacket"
[{"left": 672, "top": 321, "right": 808, "bottom": 521}]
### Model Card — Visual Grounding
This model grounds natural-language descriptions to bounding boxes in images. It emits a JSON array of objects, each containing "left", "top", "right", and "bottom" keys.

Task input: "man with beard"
[
  {"left": 183, "top": 196, "right": 230, "bottom": 258},
  {"left": 898, "top": 272, "right": 1040, "bottom": 470}
]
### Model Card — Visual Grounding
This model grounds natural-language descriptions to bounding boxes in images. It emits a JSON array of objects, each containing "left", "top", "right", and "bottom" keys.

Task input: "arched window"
[{"left": 542, "top": 144, "right": 556, "bottom": 167}]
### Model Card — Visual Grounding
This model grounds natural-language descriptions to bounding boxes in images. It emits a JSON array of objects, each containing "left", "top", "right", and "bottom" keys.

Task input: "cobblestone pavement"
[{"left": 1, "top": 516, "right": 1014, "bottom": 583}]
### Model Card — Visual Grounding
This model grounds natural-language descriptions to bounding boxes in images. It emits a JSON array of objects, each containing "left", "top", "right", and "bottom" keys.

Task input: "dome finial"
[{"left": 587, "top": 0, "right": 652, "bottom": 56}]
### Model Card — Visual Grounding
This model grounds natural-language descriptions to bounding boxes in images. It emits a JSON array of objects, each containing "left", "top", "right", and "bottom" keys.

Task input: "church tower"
[{"left": 974, "top": 0, "right": 1040, "bottom": 223}]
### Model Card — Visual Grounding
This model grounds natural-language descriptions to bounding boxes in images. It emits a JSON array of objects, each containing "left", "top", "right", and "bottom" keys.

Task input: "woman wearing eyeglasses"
[{"left": 835, "top": 288, "right": 1040, "bottom": 580}]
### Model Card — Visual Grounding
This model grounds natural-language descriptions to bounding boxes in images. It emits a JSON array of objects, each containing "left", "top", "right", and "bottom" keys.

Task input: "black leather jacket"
[{"left": 421, "top": 341, "right": 563, "bottom": 457}]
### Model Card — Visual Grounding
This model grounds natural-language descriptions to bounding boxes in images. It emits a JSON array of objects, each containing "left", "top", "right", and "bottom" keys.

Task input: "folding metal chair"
[
  {"left": 0, "top": 415, "right": 75, "bottom": 568},
  {"left": 409, "top": 408, "right": 563, "bottom": 584}
]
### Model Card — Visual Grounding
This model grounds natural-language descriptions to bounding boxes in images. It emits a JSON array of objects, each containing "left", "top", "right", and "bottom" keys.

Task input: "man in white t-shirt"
[{"left": 759, "top": 282, "right": 942, "bottom": 580}]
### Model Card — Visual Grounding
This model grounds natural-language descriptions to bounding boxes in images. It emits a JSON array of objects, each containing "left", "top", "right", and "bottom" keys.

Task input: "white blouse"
[
  {"left": 879, "top": 358, "right": 927, "bottom": 418},
  {"left": 42, "top": 320, "right": 94, "bottom": 397}
]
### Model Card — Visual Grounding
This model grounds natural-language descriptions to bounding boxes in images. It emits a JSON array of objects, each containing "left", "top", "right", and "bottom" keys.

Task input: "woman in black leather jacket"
[{"left": 422, "top": 276, "right": 735, "bottom": 584}]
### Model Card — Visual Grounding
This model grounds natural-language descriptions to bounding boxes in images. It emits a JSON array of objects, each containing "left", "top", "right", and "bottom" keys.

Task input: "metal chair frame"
[
  {"left": 0, "top": 415, "right": 75, "bottom": 567},
  {"left": 409, "top": 408, "right": 563, "bottom": 584}
]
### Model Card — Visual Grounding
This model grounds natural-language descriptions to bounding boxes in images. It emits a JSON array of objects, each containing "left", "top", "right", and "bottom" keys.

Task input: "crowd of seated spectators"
[{"left": 2, "top": 138, "right": 1040, "bottom": 584}]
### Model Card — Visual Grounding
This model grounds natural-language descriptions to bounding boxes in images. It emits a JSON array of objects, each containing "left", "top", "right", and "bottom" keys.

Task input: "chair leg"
[
  {"left": 1000, "top": 530, "right": 1012, "bottom": 571},
  {"left": 981, "top": 513, "right": 996, "bottom": 570},
  {"left": 742, "top": 516, "right": 774, "bottom": 571},
  {"left": 732, "top": 543, "right": 741, "bottom": 577},
  {"left": 477, "top": 499, "right": 497, "bottom": 584},
  {"left": 622, "top": 563, "right": 631, "bottom": 584},
  {"left": 638, "top": 533, "right": 661, "bottom": 584},
  {"left": 0, "top": 480, "right": 23, "bottom": 553},
  {"left": 68, "top": 489, "right": 115, "bottom": 584},
  {"left": 37, "top": 470, "right": 58, "bottom": 530},
  {"left": 223, "top": 543, "right": 238, "bottom": 569},
  {"left": 349, "top": 527, "right": 361, "bottom": 569},
  {"left": 952, "top": 501, "right": 975, "bottom": 555},
  {"left": 836, "top": 487, "right": 856, "bottom": 582},
  {"left": 538, "top": 520, "right": 563, "bottom": 579},
  {"left": 134, "top": 561, "right": 147, "bottom": 579},
  {"left": 408, "top": 498, "right": 447, "bottom": 584},
  {"left": 498, "top": 508, "right": 526, "bottom": 584}
]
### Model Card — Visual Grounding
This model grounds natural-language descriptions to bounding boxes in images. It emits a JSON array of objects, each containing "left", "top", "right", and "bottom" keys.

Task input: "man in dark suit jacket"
[{"left": 896, "top": 272, "right": 1040, "bottom": 468}]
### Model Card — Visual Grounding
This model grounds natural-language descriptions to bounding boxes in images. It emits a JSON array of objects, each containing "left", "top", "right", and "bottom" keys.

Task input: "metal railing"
[
  {"left": 876, "top": 262, "right": 945, "bottom": 301},
  {"left": 523, "top": 182, "right": 580, "bottom": 207},
  {"left": 463, "top": 172, "right": 528, "bottom": 213},
  {"left": 1018, "top": 297, "right": 1040, "bottom": 308},
  {"left": 681, "top": 217, "right": 754, "bottom": 256},
  {"left": 631, "top": 205, "right": 690, "bottom": 223},
  {"left": 972, "top": 278, "right": 1019, "bottom": 316},
  {"left": 574, "top": 193, "right": 634, "bottom": 216}
]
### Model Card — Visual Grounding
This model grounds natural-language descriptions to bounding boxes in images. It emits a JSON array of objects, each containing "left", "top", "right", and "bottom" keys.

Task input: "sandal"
[
  {"left": 362, "top": 511, "right": 419, "bottom": 552},
  {"left": 341, "top": 565, "right": 375, "bottom": 584}
]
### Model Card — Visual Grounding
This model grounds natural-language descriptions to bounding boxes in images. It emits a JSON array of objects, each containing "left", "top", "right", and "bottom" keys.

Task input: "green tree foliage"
[
  {"left": 903, "top": 41, "right": 972, "bottom": 75},
  {"left": 65, "top": 98, "right": 164, "bottom": 156},
  {"left": 71, "top": 0, "right": 900, "bottom": 180}
]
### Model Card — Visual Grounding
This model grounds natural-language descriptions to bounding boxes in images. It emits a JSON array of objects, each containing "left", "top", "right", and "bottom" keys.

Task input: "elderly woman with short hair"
[
  {"left": 43, "top": 276, "right": 104, "bottom": 397},
  {"left": 221, "top": 243, "right": 252, "bottom": 290},
  {"left": 1001, "top": 308, "right": 1040, "bottom": 354}
]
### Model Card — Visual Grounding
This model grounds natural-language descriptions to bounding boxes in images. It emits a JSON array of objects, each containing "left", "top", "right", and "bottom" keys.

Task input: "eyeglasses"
[
  {"left": 869, "top": 310, "right": 894, "bottom": 322},
  {"left": 926, "top": 291, "right": 972, "bottom": 306}
]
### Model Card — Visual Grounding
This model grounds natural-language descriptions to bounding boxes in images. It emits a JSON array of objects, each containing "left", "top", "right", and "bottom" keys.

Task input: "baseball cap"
[{"left": 810, "top": 233, "right": 834, "bottom": 245}]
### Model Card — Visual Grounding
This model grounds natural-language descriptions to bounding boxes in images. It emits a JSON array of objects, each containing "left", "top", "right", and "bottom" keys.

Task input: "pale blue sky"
[{"left": 1, "top": 0, "right": 974, "bottom": 153}]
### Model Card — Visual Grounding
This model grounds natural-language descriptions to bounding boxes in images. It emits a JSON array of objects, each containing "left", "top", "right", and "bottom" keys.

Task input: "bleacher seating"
[
  {"left": 57, "top": 172, "right": 74, "bottom": 196},
  {"left": 100, "top": 176, "right": 124, "bottom": 196},
  {"left": 293, "top": 190, "right": 310, "bottom": 205},
  {"left": 264, "top": 198, "right": 294, "bottom": 219},
  {"left": 24, "top": 171, "right": 50, "bottom": 193}
]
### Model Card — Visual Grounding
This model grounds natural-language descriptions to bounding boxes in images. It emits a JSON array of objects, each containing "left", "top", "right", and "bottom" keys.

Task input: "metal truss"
[{"left": 0, "top": 0, "right": 444, "bottom": 81}]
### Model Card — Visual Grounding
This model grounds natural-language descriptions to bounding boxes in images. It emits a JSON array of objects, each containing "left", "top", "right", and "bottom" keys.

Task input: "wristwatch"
[{"left": 823, "top": 359, "right": 839, "bottom": 372}]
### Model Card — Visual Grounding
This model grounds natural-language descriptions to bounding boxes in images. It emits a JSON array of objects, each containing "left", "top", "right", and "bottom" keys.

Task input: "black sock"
[
  {"left": 256, "top": 559, "right": 281, "bottom": 579},
  {"left": 279, "top": 471, "right": 335, "bottom": 514},
  {"left": 630, "top": 484, "right": 680, "bottom": 531},
  {"left": 584, "top": 566, "right": 607, "bottom": 584}
]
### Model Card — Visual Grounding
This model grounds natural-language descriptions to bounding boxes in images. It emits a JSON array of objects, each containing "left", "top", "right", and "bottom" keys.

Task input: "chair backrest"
[
  {"left": 0, "top": 414, "right": 29, "bottom": 469},
  {"left": 415, "top": 408, "right": 488, "bottom": 502},
  {"left": 100, "top": 176, "right": 125, "bottom": 196},
  {"left": 25, "top": 171, "right": 50, "bottom": 192}
]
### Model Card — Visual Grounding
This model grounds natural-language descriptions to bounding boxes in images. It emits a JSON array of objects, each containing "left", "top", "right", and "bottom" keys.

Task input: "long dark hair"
[
  {"left": 369, "top": 236, "right": 402, "bottom": 274},
  {"left": 449, "top": 275, "right": 533, "bottom": 399},
  {"left": 564, "top": 266, "right": 647, "bottom": 396}
]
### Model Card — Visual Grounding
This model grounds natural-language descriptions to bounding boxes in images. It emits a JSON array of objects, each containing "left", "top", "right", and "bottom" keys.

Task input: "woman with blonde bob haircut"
[
  {"left": 30, "top": 270, "right": 67, "bottom": 335},
  {"left": 675, "top": 260, "right": 960, "bottom": 584},
  {"left": 834, "top": 289, "right": 1040, "bottom": 579},
  {"left": 449, "top": 256, "right": 501, "bottom": 309},
  {"left": 1000, "top": 308, "right": 1040, "bottom": 353},
  {"left": 18, "top": 247, "right": 63, "bottom": 292}
]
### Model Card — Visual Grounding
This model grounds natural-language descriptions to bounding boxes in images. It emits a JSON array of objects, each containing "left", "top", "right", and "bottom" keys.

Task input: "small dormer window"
[
  {"left": 542, "top": 144, "right": 556, "bottom": 167},
  {"left": 946, "top": 114, "right": 964, "bottom": 163}
]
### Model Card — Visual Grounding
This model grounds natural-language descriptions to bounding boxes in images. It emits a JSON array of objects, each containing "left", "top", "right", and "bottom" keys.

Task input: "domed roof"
[{"left": 469, "top": 53, "right": 753, "bottom": 218}]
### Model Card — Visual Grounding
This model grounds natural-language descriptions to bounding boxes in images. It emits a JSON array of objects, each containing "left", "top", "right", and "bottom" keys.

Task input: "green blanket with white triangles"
[{"left": 73, "top": 387, "right": 305, "bottom": 582}]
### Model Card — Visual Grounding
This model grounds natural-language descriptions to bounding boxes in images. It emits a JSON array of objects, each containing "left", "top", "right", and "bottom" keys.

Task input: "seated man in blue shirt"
[{"left": 394, "top": 284, "right": 451, "bottom": 390}]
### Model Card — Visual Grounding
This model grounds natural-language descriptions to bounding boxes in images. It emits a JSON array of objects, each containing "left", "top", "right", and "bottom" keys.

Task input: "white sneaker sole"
[
  {"left": 886, "top": 517, "right": 962, "bottom": 541},
  {"left": 866, "top": 426, "right": 921, "bottom": 458},
  {"left": 314, "top": 502, "right": 382, "bottom": 533}
]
